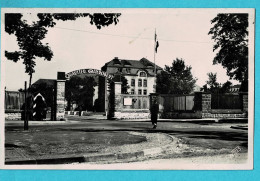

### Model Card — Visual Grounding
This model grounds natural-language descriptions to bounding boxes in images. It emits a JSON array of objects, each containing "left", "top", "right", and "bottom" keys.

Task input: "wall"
[
  {"left": 5, "top": 113, "right": 21, "bottom": 120},
  {"left": 158, "top": 92, "right": 248, "bottom": 119},
  {"left": 56, "top": 80, "right": 66, "bottom": 120},
  {"left": 114, "top": 110, "right": 150, "bottom": 119},
  {"left": 201, "top": 92, "right": 248, "bottom": 119},
  {"left": 111, "top": 82, "right": 151, "bottom": 119}
]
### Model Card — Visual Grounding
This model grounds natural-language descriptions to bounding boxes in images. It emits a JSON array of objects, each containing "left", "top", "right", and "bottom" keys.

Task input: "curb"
[
  {"left": 118, "top": 118, "right": 248, "bottom": 123},
  {"left": 5, "top": 133, "right": 175, "bottom": 165},
  {"left": 5, "top": 150, "right": 151, "bottom": 165}
]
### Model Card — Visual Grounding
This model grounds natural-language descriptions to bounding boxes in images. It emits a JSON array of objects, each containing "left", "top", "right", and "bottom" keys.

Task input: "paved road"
[{"left": 5, "top": 116, "right": 248, "bottom": 164}]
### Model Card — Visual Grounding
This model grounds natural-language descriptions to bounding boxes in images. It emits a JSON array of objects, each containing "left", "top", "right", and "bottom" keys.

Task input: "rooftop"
[{"left": 104, "top": 57, "right": 163, "bottom": 70}]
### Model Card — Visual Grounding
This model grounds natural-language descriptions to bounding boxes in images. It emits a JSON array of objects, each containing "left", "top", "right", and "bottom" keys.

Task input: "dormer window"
[
  {"left": 147, "top": 63, "right": 154, "bottom": 68},
  {"left": 126, "top": 68, "right": 131, "bottom": 74},
  {"left": 117, "top": 68, "right": 122, "bottom": 73},
  {"left": 139, "top": 72, "right": 146, "bottom": 77},
  {"left": 113, "top": 57, "right": 121, "bottom": 65}
]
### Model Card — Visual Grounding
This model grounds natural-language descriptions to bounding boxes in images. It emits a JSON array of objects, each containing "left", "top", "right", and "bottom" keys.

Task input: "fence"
[
  {"left": 159, "top": 94, "right": 195, "bottom": 112},
  {"left": 211, "top": 94, "right": 242, "bottom": 109},
  {"left": 121, "top": 94, "right": 149, "bottom": 110},
  {"left": 112, "top": 91, "right": 248, "bottom": 119},
  {"left": 5, "top": 91, "right": 25, "bottom": 111}
]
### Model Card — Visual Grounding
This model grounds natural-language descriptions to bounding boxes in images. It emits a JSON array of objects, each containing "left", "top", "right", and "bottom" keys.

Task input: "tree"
[
  {"left": 5, "top": 13, "right": 121, "bottom": 87},
  {"left": 220, "top": 80, "right": 232, "bottom": 93},
  {"left": 156, "top": 58, "right": 197, "bottom": 94},
  {"left": 209, "top": 14, "right": 248, "bottom": 92},
  {"left": 206, "top": 72, "right": 219, "bottom": 89},
  {"left": 202, "top": 72, "right": 232, "bottom": 93},
  {"left": 65, "top": 76, "right": 97, "bottom": 111}
]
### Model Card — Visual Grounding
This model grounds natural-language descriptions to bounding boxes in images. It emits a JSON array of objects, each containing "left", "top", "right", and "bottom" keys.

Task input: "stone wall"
[
  {"left": 201, "top": 92, "right": 248, "bottom": 119},
  {"left": 56, "top": 80, "right": 66, "bottom": 120},
  {"left": 201, "top": 93, "right": 212, "bottom": 118},
  {"left": 158, "top": 92, "right": 248, "bottom": 119},
  {"left": 5, "top": 113, "right": 21, "bottom": 120},
  {"left": 160, "top": 111, "right": 201, "bottom": 119},
  {"left": 110, "top": 82, "right": 153, "bottom": 119},
  {"left": 114, "top": 110, "right": 150, "bottom": 119},
  {"left": 243, "top": 94, "right": 248, "bottom": 112}
]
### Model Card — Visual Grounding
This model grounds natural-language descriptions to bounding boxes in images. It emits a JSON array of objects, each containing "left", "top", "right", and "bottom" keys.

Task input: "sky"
[{"left": 2, "top": 8, "right": 245, "bottom": 91}]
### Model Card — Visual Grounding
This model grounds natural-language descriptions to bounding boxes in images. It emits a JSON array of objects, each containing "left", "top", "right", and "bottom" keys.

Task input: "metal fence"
[
  {"left": 121, "top": 94, "right": 150, "bottom": 110},
  {"left": 211, "top": 94, "right": 242, "bottom": 109},
  {"left": 5, "top": 91, "right": 25, "bottom": 111},
  {"left": 159, "top": 94, "right": 195, "bottom": 112}
]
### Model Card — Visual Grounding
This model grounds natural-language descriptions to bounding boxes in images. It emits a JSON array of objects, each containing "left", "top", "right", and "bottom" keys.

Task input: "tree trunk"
[{"left": 29, "top": 74, "right": 32, "bottom": 88}]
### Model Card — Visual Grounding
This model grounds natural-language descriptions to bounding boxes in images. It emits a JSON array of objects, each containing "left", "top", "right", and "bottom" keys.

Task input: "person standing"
[
  {"left": 150, "top": 94, "right": 159, "bottom": 129},
  {"left": 151, "top": 103, "right": 159, "bottom": 129}
]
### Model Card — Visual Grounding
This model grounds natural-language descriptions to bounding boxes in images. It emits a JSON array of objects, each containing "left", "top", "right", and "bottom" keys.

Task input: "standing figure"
[
  {"left": 150, "top": 94, "right": 159, "bottom": 129},
  {"left": 151, "top": 103, "right": 159, "bottom": 129}
]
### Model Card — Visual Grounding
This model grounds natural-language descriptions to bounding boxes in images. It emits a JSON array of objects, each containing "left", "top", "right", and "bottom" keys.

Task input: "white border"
[{"left": 0, "top": 8, "right": 255, "bottom": 170}]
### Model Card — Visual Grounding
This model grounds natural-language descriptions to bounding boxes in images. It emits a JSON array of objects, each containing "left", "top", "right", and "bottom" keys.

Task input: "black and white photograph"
[{"left": 0, "top": 8, "right": 254, "bottom": 169}]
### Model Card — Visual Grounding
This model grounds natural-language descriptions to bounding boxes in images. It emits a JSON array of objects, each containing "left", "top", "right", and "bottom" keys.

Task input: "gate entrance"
[{"left": 55, "top": 69, "right": 114, "bottom": 120}]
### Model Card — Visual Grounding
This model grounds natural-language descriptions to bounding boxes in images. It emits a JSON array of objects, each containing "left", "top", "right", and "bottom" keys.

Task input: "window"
[
  {"left": 143, "top": 79, "right": 147, "bottom": 87},
  {"left": 126, "top": 68, "right": 131, "bottom": 74},
  {"left": 140, "top": 72, "right": 146, "bottom": 77},
  {"left": 138, "top": 89, "right": 142, "bottom": 95},
  {"left": 138, "top": 79, "right": 142, "bottom": 87},
  {"left": 117, "top": 68, "right": 122, "bottom": 73},
  {"left": 131, "top": 79, "right": 135, "bottom": 86},
  {"left": 143, "top": 89, "right": 147, "bottom": 95},
  {"left": 131, "top": 89, "right": 135, "bottom": 94}
]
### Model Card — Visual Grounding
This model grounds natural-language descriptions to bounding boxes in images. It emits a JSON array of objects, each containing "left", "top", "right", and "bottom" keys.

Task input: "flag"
[{"left": 155, "top": 32, "right": 159, "bottom": 53}]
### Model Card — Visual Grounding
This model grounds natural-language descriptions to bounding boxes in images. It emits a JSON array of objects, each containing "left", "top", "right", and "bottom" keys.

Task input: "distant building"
[
  {"left": 32, "top": 79, "right": 56, "bottom": 88},
  {"left": 101, "top": 57, "right": 163, "bottom": 95},
  {"left": 230, "top": 84, "right": 241, "bottom": 92}
]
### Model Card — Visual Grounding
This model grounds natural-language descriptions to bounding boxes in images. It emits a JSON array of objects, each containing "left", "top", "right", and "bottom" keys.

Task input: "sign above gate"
[{"left": 65, "top": 69, "right": 114, "bottom": 80}]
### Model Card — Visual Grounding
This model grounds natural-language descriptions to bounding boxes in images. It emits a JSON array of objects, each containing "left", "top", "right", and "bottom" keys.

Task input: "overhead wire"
[{"left": 54, "top": 26, "right": 213, "bottom": 44}]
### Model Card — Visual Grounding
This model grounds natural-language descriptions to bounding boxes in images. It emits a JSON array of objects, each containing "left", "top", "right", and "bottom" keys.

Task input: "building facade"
[{"left": 102, "top": 57, "right": 163, "bottom": 95}]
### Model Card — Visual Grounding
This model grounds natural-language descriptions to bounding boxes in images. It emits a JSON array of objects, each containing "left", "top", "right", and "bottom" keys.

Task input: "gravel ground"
[{"left": 99, "top": 131, "right": 174, "bottom": 154}]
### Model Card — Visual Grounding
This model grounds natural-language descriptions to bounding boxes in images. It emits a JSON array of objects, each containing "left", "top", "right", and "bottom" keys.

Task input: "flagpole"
[{"left": 153, "top": 29, "right": 157, "bottom": 93}]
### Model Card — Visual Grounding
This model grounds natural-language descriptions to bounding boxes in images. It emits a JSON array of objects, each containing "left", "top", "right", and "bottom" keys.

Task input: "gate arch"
[{"left": 55, "top": 69, "right": 115, "bottom": 120}]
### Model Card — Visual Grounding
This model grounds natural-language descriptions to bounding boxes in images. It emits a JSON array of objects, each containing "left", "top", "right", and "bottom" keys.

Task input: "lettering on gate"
[{"left": 65, "top": 69, "right": 114, "bottom": 80}]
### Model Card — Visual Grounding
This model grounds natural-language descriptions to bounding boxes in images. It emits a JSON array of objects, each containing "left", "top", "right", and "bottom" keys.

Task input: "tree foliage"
[
  {"left": 65, "top": 76, "right": 97, "bottom": 111},
  {"left": 156, "top": 58, "right": 197, "bottom": 94},
  {"left": 5, "top": 13, "right": 121, "bottom": 87},
  {"left": 206, "top": 72, "right": 219, "bottom": 89},
  {"left": 209, "top": 14, "right": 248, "bottom": 92},
  {"left": 202, "top": 72, "right": 232, "bottom": 93}
]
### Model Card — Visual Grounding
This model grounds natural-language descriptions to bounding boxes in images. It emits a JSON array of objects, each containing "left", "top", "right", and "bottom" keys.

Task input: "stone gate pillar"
[
  {"left": 201, "top": 93, "right": 211, "bottom": 118},
  {"left": 114, "top": 82, "right": 122, "bottom": 119},
  {"left": 56, "top": 72, "right": 66, "bottom": 120}
]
